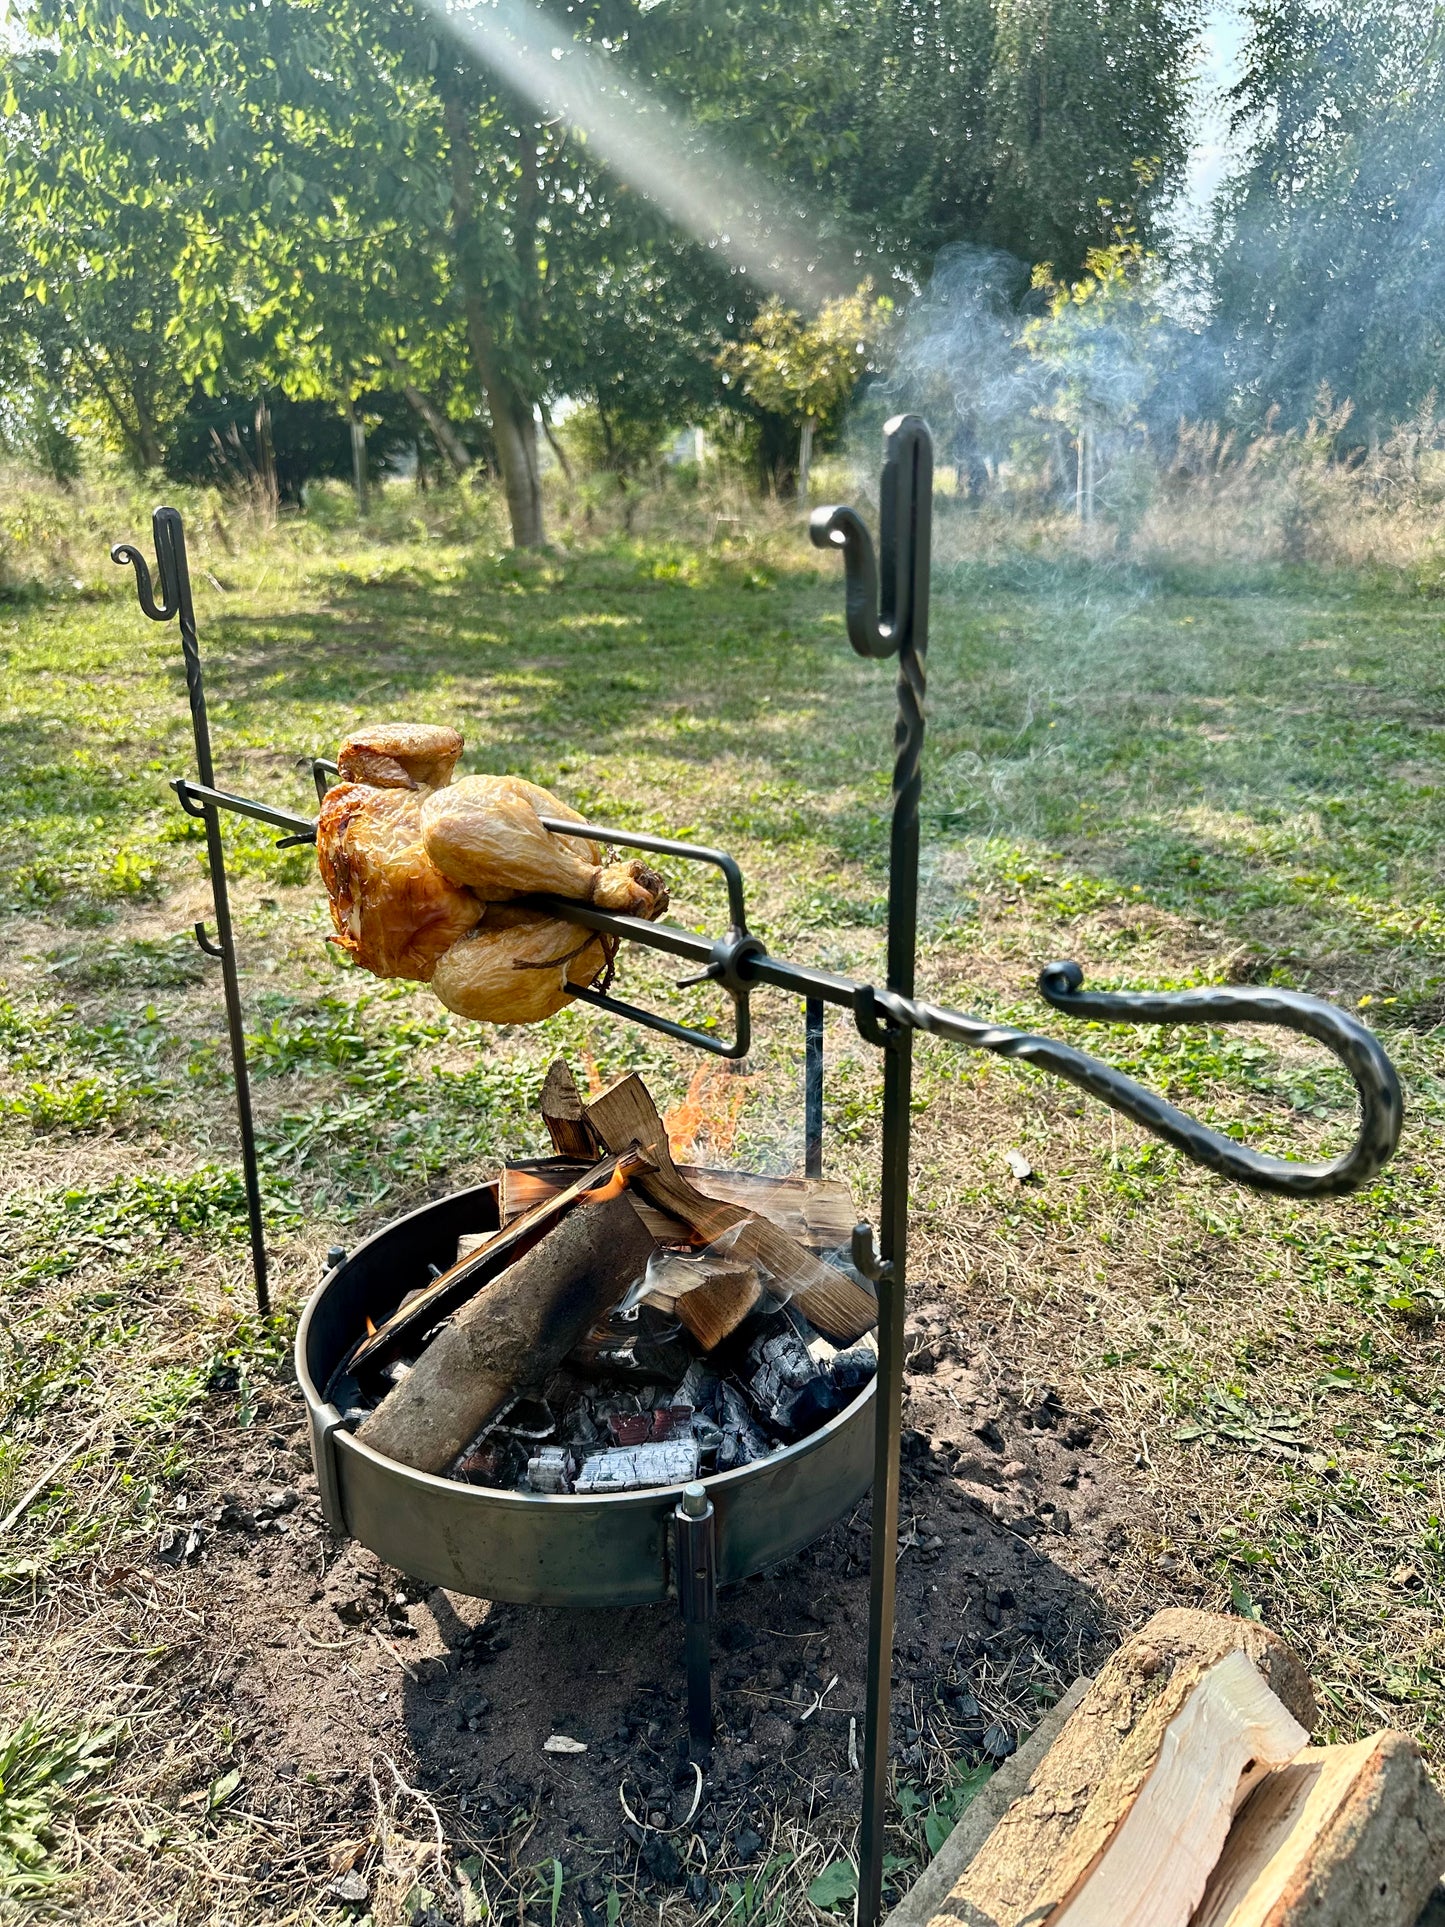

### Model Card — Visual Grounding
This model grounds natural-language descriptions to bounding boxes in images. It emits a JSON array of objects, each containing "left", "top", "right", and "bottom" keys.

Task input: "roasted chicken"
[
  {"left": 315, "top": 724, "right": 666, "bottom": 1022},
  {"left": 315, "top": 783, "right": 481, "bottom": 981},
  {"left": 336, "top": 722, "right": 463, "bottom": 792}
]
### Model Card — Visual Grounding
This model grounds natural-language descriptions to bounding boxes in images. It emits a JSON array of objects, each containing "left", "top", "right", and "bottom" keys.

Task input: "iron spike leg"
[
  {"left": 112, "top": 510, "right": 270, "bottom": 1316},
  {"left": 674, "top": 1482, "right": 716, "bottom": 1762},
  {"left": 808, "top": 414, "right": 933, "bottom": 1927}
]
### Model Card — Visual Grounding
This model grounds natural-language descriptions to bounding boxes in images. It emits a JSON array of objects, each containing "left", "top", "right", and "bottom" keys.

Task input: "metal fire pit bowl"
[
  {"left": 296, "top": 1180, "right": 874, "bottom": 1608},
  {"left": 116, "top": 413, "right": 1407, "bottom": 1926}
]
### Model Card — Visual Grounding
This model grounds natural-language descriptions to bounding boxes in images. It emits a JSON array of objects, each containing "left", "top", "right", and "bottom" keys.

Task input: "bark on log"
[
  {"left": 357, "top": 1191, "right": 655, "bottom": 1474},
  {"left": 582, "top": 1073, "right": 877, "bottom": 1343},
  {"left": 928, "top": 1610, "right": 1318, "bottom": 1927},
  {"left": 350, "top": 1147, "right": 653, "bottom": 1377},
  {"left": 1193, "top": 1731, "right": 1445, "bottom": 1927},
  {"left": 540, "top": 1058, "right": 601, "bottom": 1159}
]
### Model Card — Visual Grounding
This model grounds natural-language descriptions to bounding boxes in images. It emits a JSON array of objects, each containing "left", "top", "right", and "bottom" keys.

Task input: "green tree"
[
  {"left": 1213, "top": 0, "right": 1445, "bottom": 434},
  {"left": 717, "top": 284, "right": 892, "bottom": 497},
  {"left": 1022, "top": 237, "right": 1166, "bottom": 521}
]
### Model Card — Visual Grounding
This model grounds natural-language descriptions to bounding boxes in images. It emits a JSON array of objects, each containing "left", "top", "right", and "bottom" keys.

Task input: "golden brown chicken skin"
[
  {"left": 336, "top": 722, "right": 464, "bottom": 792},
  {"left": 429, "top": 904, "right": 614, "bottom": 1024},
  {"left": 315, "top": 782, "right": 480, "bottom": 981},
  {"left": 422, "top": 774, "right": 668, "bottom": 916}
]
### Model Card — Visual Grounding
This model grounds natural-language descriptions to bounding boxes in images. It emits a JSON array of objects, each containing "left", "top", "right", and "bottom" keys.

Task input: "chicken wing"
[{"left": 422, "top": 774, "right": 669, "bottom": 916}]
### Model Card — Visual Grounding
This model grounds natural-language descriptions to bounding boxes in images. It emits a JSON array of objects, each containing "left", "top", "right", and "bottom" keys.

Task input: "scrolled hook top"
[
  {"left": 111, "top": 505, "right": 187, "bottom": 623},
  {"left": 809, "top": 413, "right": 932, "bottom": 661}
]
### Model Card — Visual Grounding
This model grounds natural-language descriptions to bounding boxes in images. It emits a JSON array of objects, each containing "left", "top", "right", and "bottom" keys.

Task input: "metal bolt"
[
  {"left": 326, "top": 1245, "right": 347, "bottom": 1273},
  {"left": 679, "top": 1482, "right": 709, "bottom": 1519}
]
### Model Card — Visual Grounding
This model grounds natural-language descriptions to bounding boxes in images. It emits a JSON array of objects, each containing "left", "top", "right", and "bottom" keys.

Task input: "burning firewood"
[
  {"left": 349, "top": 1146, "right": 656, "bottom": 1378},
  {"left": 357, "top": 1188, "right": 657, "bottom": 1475},
  {"left": 627, "top": 1240, "right": 764, "bottom": 1351},
  {"left": 539, "top": 1058, "right": 600, "bottom": 1160},
  {"left": 499, "top": 1154, "right": 857, "bottom": 1252},
  {"left": 581, "top": 1072, "right": 877, "bottom": 1345}
]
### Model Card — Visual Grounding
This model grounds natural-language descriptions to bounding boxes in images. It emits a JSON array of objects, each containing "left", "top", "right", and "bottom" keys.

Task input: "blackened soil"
[{"left": 147, "top": 1289, "right": 1139, "bottom": 1918}]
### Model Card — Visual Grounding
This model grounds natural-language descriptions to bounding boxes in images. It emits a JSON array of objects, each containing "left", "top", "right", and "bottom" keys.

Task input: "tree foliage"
[
  {"left": 1213, "top": 0, "right": 1445, "bottom": 435},
  {"left": 0, "top": 0, "right": 1201, "bottom": 532}
]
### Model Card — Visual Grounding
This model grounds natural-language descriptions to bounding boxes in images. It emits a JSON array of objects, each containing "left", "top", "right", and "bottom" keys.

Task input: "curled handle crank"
[{"left": 866, "top": 963, "right": 1403, "bottom": 1199}]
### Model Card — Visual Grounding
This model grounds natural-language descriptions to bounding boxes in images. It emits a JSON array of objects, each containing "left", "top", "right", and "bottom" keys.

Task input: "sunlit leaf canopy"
[{"left": 4, "top": 0, "right": 1441, "bottom": 539}]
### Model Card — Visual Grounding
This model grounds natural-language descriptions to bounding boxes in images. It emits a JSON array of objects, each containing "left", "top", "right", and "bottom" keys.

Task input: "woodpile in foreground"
[{"left": 918, "top": 1609, "right": 1445, "bottom": 1927}]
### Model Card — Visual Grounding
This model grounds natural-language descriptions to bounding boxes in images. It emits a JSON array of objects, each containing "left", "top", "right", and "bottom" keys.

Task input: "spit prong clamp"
[{"left": 675, "top": 927, "right": 766, "bottom": 995}]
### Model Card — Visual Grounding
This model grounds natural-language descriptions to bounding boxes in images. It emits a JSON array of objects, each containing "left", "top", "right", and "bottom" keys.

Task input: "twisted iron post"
[{"left": 811, "top": 413, "right": 932, "bottom": 1927}]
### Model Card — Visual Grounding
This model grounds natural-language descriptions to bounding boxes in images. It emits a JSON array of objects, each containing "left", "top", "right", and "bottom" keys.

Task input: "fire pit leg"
[
  {"left": 674, "top": 1483, "right": 717, "bottom": 1761},
  {"left": 805, "top": 997, "right": 825, "bottom": 1178}
]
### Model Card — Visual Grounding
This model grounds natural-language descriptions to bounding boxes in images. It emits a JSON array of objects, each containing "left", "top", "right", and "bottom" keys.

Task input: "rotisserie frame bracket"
[{"left": 115, "top": 416, "right": 1404, "bottom": 1927}]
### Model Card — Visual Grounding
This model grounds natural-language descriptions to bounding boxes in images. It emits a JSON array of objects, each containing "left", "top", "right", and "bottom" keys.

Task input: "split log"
[
  {"left": 540, "top": 1058, "right": 600, "bottom": 1159},
  {"left": 927, "top": 1610, "right": 1318, "bottom": 1927},
  {"left": 582, "top": 1073, "right": 877, "bottom": 1344},
  {"left": 1193, "top": 1731, "right": 1445, "bottom": 1927},
  {"left": 349, "top": 1146, "right": 655, "bottom": 1378},
  {"left": 357, "top": 1191, "right": 656, "bottom": 1474},
  {"left": 501, "top": 1157, "right": 857, "bottom": 1252},
  {"left": 650, "top": 1255, "right": 763, "bottom": 1350}
]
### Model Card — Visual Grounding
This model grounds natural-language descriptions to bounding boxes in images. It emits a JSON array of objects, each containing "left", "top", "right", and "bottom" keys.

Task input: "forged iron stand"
[{"left": 116, "top": 416, "right": 1403, "bottom": 1927}]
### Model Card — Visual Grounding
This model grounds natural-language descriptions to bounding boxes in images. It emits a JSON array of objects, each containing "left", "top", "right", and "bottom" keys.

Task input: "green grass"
[{"left": 2, "top": 489, "right": 1444, "bottom": 1912}]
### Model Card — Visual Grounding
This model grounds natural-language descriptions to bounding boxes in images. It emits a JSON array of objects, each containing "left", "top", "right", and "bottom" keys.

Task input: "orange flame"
[
  {"left": 589, "top": 1163, "right": 633, "bottom": 1204},
  {"left": 580, "top": 1045, "right": 604, "bottom": 1098},
  {"left": 364, "top": 1314, "right": 377, "bottom": 1336},
  {"left": 665, "top": 1059, "right": 754, "bottom": 1162}
]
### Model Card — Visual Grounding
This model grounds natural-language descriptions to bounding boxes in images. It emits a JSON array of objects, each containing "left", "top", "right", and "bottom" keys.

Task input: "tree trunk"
[
  {"left": 348, "top": 401, "right": 369, "bottom": 514},
  {"left": 440, "top": 81, "right": 545, "bottom": 548},
  {"left": 384, "top": 349, "right": 473, "bottom": 477},
  {"left": 253, "top": 395, "right": 279, "bottom": 519},
  {"left": 798, "top": 414, "right": 816, "bottom": 501}
]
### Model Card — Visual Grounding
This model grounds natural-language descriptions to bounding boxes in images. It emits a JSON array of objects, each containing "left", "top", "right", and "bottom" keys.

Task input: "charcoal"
[
  {"left": 325, "top": 1366, "right": 364, "bottom": 1411},
  {"left": 573, "top": 1440, "right": 700, "bottom": 1492},
  {"left": 496, "top": 1396, "right": 556, "bottom": 1441},
  {"left": 455, "top": 1435, "right": 528, "bottom": 1488},
  {"left": 677, "top": 1360, "right": 721, "bottom": 1415},
  {"left": 717, "top": 1382, "right": 769, "bottom": 1469},
  {"left": 525, "top": 1445, "right": 574, "bottom": 1494},
  {"left": 567, "top": 1305, "right": 691, "bottom": 1386}
]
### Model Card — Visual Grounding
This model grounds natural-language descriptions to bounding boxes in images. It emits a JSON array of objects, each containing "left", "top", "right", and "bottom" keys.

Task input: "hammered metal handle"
[{"left": 877, "top": 963, "right": 1403, "bottom": 1198}]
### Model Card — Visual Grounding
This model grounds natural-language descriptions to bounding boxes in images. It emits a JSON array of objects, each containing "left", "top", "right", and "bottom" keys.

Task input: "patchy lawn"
[{"left": 2, "top": 503, "right": 1443, "bottom": 1923}]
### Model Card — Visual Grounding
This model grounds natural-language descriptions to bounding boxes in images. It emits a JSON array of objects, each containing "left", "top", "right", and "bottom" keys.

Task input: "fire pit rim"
[{"left": 293, "top": 1175, "right": 878, "bottom": 1520}]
